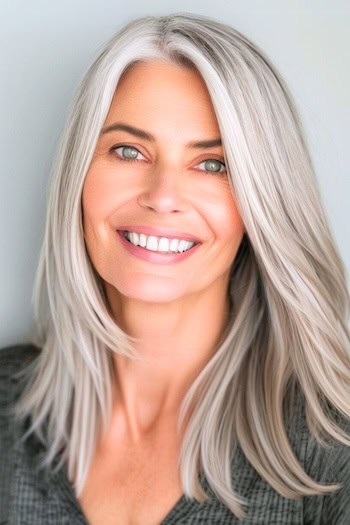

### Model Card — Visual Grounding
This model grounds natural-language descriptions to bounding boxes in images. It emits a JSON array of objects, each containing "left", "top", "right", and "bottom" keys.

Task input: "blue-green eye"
[
  {"left": 113, "top": 145, "right": 142, "bottom": 161},
  {"left": 111, "top": 145, "right": 227, "bottom": 175},
  {"left": 196, "top": 159, "right": 226, "bottom": 174}
]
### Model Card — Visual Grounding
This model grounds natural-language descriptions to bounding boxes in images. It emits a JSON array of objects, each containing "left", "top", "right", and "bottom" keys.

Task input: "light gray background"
[{"left": 1, "top": 0, "right": 349, "bottom": 348}]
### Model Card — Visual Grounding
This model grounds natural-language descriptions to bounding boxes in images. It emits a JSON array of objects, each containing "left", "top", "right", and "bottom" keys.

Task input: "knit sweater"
[{"left": 1, "top": 343, "right": 350, "bottom": 524}]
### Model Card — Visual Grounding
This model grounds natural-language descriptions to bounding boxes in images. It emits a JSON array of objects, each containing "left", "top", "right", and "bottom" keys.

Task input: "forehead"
[{"left": 105, "top": 60, "right": 221, "bottom": 134}]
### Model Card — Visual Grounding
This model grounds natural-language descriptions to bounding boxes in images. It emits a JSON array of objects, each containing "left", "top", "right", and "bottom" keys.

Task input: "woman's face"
[{"left": 82, "top": 60, "right": 245, "bottom": 305}]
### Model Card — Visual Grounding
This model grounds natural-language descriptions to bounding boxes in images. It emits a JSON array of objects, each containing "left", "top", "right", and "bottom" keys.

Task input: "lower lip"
[{"left": 116, "top": 230, "right": 202, "bottom": 265}]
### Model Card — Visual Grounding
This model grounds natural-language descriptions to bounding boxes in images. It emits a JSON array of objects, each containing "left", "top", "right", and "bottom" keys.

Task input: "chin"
[{"left": 106, "top": 279, "right": 187, "bottom": 304}]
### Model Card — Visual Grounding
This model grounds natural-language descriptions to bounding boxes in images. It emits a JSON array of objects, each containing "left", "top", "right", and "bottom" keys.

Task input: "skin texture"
[{"left": 82, "top": 59, "right": 245, "bottom": 445}]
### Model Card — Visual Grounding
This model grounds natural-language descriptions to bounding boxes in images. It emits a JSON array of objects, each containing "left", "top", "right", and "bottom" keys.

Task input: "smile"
[
  {"left": 117, "top": 230, "right": 201, "bottom": 265},
  {"left": 122, "top": 230, "right": 196, "bottom": 253}
]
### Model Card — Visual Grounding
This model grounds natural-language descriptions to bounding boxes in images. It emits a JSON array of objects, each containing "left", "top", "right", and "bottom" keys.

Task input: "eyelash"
[{"left": 110, "top": 144, "right": 227, "bottom": 176}]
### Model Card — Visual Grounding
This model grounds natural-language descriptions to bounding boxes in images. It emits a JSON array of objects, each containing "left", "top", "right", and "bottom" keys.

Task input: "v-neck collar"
[{"left": 43, "top": 440, "right": 255, "bottom": 524}]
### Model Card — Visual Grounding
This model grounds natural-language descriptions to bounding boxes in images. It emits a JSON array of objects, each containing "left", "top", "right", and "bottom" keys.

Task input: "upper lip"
[{"left": 117, "top": 225, "right": 202, "bottom": 243}]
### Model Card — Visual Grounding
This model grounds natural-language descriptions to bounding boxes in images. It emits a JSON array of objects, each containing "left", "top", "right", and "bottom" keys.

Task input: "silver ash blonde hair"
[{"left": 12, "top": 12, "right": 350, "bottom": 519}]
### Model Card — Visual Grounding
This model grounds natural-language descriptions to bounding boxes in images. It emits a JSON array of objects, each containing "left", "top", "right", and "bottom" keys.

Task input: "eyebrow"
[{"left": 100, "top": 122, "right": 222, "bottom": 149}]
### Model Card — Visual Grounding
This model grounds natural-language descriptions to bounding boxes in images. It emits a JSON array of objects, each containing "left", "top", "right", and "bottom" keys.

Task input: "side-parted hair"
[{"left": 12, "top": 12, "right": 350, "bottom": 519}]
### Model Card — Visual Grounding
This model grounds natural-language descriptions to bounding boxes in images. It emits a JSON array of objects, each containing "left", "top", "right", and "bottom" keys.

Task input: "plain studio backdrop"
[{"left": 0, "top": 0, "right": 349, "bottom": 348}]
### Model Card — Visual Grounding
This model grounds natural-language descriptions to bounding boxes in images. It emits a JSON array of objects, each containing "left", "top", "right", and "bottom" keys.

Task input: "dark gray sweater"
[{"left": 1, "top": 344, "right": 350, "bottom": 524}]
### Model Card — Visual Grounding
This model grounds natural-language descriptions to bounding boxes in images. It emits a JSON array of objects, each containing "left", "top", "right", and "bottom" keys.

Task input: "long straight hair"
[{"left": 12, "top": 12, "right": 350, "bottom": 519}]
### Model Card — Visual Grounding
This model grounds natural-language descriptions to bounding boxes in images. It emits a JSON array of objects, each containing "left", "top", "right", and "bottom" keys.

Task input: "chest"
[{"left": 77, "top": 432, "right": 184, "bottom": 525}]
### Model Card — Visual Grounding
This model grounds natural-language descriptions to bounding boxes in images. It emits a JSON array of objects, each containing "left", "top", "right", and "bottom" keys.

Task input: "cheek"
[
  {"left": 227, "top": 208, "right": 245, "bottom": 240},
  {"left": 82, "top": 166, "right": 118, "bottom": 221},
  {"left": 81, "top": 170, "right": 114, "bottom": 257},
  {"left": 212, "top": 188, "right": 244, "bottom": 241}
]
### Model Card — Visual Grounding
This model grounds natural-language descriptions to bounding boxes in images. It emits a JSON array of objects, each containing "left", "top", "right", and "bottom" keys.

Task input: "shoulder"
[
  {"left": 0, "top": 342, "right": 40, "bottom": 366},
  {"left": 277, "top": 383, "right": 350, "bottom": 524},
  {"left": 0, "top": 342, "right": 40, "bottom": 372},
  {"left": 0, "top": 343, "right": 41, "bottom": 409},
  {"left": 0, "top": 344, "right": 42, "bottom": 522},
  {"left": 293, "top": 392, "right": 350, "bottom": 525},
  {"left": 305, "top": 416, "right": 350, "bottom": 525}
]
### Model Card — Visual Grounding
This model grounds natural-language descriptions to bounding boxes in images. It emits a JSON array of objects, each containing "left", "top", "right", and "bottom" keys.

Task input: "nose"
[{"left": 137, "top": 166, "right": 188, "bottom": 214}]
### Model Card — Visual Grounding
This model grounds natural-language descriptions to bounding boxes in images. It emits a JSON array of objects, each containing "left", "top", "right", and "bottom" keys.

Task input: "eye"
[
  {"left": 195, "top": 159, "right": 227, "bottom": 175},
  {"left": 111, "top": 144, "right": 227, "bottom": 175},
  {"left": 112, "top": 145, "right": 144, "bottom": 162}
]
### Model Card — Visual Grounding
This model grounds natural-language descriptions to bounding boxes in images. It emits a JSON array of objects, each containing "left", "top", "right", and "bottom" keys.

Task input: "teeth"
[{"left": 124, "top": 231, "right": 195, "bottom": 253}]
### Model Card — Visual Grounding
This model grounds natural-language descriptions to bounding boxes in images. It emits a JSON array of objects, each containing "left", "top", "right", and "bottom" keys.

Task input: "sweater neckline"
[
  {"left": 48, "top": 442, "right": 250, "bottom": 524},
  {"left": 50, "top": 459, "right": 199, "bottom": 524}
]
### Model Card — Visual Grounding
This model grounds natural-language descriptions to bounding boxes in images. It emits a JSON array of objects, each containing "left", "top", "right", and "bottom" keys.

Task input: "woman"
[{"left": 1, "top": 11, "right": 350, "bottom": 525}]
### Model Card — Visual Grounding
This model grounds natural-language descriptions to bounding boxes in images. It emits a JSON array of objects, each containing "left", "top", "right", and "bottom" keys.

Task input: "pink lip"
[{"left": 117, "top": 225, "right": 202, "bottom": 243}]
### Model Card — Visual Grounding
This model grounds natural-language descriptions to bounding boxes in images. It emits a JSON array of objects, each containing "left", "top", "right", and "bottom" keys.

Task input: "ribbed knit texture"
[{"left": 1, "top": 344, "right": 350, "bottom": 524}]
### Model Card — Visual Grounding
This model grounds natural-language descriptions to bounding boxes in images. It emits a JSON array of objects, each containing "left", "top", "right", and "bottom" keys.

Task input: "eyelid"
[{"left": 110, "top": 143, "right": 226, "bottom": 169}]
